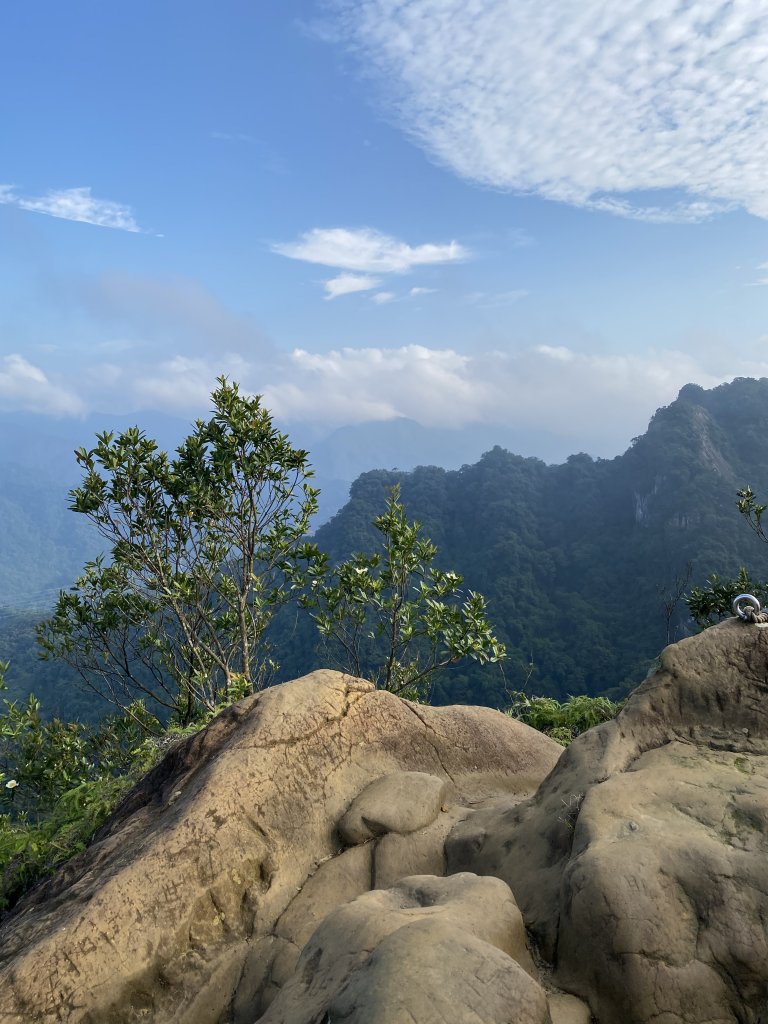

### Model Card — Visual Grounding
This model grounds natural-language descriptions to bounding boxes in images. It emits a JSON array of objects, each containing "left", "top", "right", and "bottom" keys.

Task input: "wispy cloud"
[
  {"left": 0, "top": 185, "right": 142, "bottom": 231},
  {"left": 273, "top": 227, "right": 467, "bottom": 273},
  {"left": 210, "top": 130, "right": 255, "bottom": 143},
  {"left": 77, "top": 272, "right": 271, "bottom": 355},
  {"left": 748, "top": 261, "right": 768, "bottom": 286},
  {"left": 371, "top": 291, "right": 395, "bottom": 304},
  {"left": 466, "top": 289, "right": 528, "bottom": 307},
  {"left": 507, "top": 228, "right": 534, "bottom": 248},
  {"left": 0, "top": 354, "right": 84, "bottom": 416},
  {"left": 324, "top": 272, "right": 381, "bottom": 299},
  {"left": 410, "top": 286, "right": 437, "bottom": 296},
  {"left": 333, "top": 0, "right": 768, "bottom": 221}
]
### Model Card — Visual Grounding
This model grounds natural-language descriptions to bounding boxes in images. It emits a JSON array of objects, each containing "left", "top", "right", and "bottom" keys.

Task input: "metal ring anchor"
[{"left": 732, "top": 593, "right": 761, "bottom": 621}]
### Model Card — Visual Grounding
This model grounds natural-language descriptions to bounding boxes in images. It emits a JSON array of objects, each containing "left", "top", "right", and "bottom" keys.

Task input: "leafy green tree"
[
  {"left": 686, "top": 487, "right": 768, "bottom": 628},
  {"left": 687, "top": 567, "right": 768, "bottom": 627},
  {"left": 308, "top": 486, "right": 506, "bottom": 699},
  {"left": 38, "top": 378, "right": 321, "bottom": 725}
]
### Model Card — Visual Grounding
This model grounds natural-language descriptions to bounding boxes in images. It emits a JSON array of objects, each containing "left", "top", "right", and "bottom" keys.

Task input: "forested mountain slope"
[
  {"left": 296, "top": 378, "right": 768, "bottom": 706},
  {"left": 4, "top": 377, "right": 768, "bottom": 718},
  {"left": 0, "top": 463, "right": 97, "bottom": 610}
]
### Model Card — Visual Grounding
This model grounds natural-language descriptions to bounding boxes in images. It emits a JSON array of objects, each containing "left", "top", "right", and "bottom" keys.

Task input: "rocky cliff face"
[{"left": 2, "top": 619, "right": 768, "bottom": 1023}]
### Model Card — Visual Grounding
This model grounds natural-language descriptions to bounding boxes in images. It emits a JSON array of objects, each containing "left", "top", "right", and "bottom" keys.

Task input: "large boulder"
[
  {"left": 0, "top": 670, "right": 561, "bottom": 1024},
  {"left": 257, "top": 872, "right": 549, "bottom": 1024},
  {"left": 447, "top": 618, "right": 768, "bottom": 1024}
]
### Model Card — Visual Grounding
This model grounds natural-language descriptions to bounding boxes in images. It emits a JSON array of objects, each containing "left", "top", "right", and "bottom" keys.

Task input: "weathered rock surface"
[
  {"left": 338, "top": 770, "right": 449, "bottom": 845},
  {"left": 257, "top": 873, "right": 548, "bottom": 1024},
  {"left": 0, "top": 669, "right": 560, "bottom": 1024},
  {"left": 447, "top": 618, "right": 768, "bottom": 1024}
]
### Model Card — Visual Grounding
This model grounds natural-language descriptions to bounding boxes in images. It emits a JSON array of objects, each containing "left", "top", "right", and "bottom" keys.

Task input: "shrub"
[{"left": 505, "top": 691, "right": 623, "bottom": 745}]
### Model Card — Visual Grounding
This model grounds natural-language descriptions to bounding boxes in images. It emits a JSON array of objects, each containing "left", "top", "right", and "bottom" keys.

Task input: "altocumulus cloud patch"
[{"left": 332, "top": 0, "right": 768, "bottom": 221}]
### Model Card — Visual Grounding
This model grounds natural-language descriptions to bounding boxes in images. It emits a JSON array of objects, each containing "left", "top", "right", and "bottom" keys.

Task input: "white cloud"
[
  {"left": 324, "top": 273, "right": 381, "bottom": 299},
  {"left": 8, "top": 339, "right": 768, "bottom": 464},
  {"left": 260, "top": 342, "right": 768, "bottom": 451},
  {"left": 84, "top": 363, "right": 124, "bottom": 389},
  {"left": 0, "top": 185, "right": 142, "bottom": 231},
  {"left": 410, "top": 286, "right": 437, "bottom": 296},
  {"left": 0, "top": 354, "right": 85, "bottom": 415},
  {"left": 132, "top": 354, "right": 253, "bottom": 412},
  {"left": 32, "top": 323, "right": 757, "bottom": 444},
  {"left": 371, "top": 291, "right": 395, "bottom": 304},
  {"left": 333, "top": 0, "right": 768, "bottom": 221},
  {"left": 273, "top": 227, "right": 467, "bottom": 272},
  {"left": 535, "top": 345, "right": 574, "bottom": 363},
  {"left": 133, "top": 357, "right": 215, "bottom": 410}
]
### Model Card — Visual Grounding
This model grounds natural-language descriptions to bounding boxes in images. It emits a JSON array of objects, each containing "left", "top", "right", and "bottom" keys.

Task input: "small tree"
[
  {"left": 737, "top": 486, "right": 768, "bottom": 542},
  {"left": 686, "top": 567, "right": 768, "bottom": 628},
  {"left": 686, "top": 486, "right": 768, "bottom": 628},
  {"left": 38, "top": 378, "right": 322, "bottom": 725},
  {"left": 308, "top": 486, "right": 506, "bottom": 699}
]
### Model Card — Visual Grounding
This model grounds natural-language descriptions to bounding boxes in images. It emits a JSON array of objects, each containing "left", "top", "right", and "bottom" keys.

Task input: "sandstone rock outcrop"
[
  {"left": 447, "top": 617, "right": 768, "bottom": 1024},
  {"left": 259, "top": 872, "right": 548, "bottom": 1024},
  {"left": 0, "top": 670, "right": 560, "bottom": 1023},
  {"left": 5, "top": 617, "right": 766, "bottom": 1024}
]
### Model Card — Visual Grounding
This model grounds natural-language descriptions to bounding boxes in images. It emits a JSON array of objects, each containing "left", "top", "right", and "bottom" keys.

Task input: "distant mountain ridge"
[{"left": 300, "top": 377, "right": 768, "bottom": 705}]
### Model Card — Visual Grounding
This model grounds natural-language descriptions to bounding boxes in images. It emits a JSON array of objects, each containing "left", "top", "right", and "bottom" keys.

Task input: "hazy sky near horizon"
[{"left": 2, "top": 0, "right": 768, "bottom": 459}]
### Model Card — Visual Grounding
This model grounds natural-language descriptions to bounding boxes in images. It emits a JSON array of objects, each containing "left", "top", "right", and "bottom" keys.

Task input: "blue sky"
[{"left": 2, "top": 0, "right": 768, "bottom": 459}]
